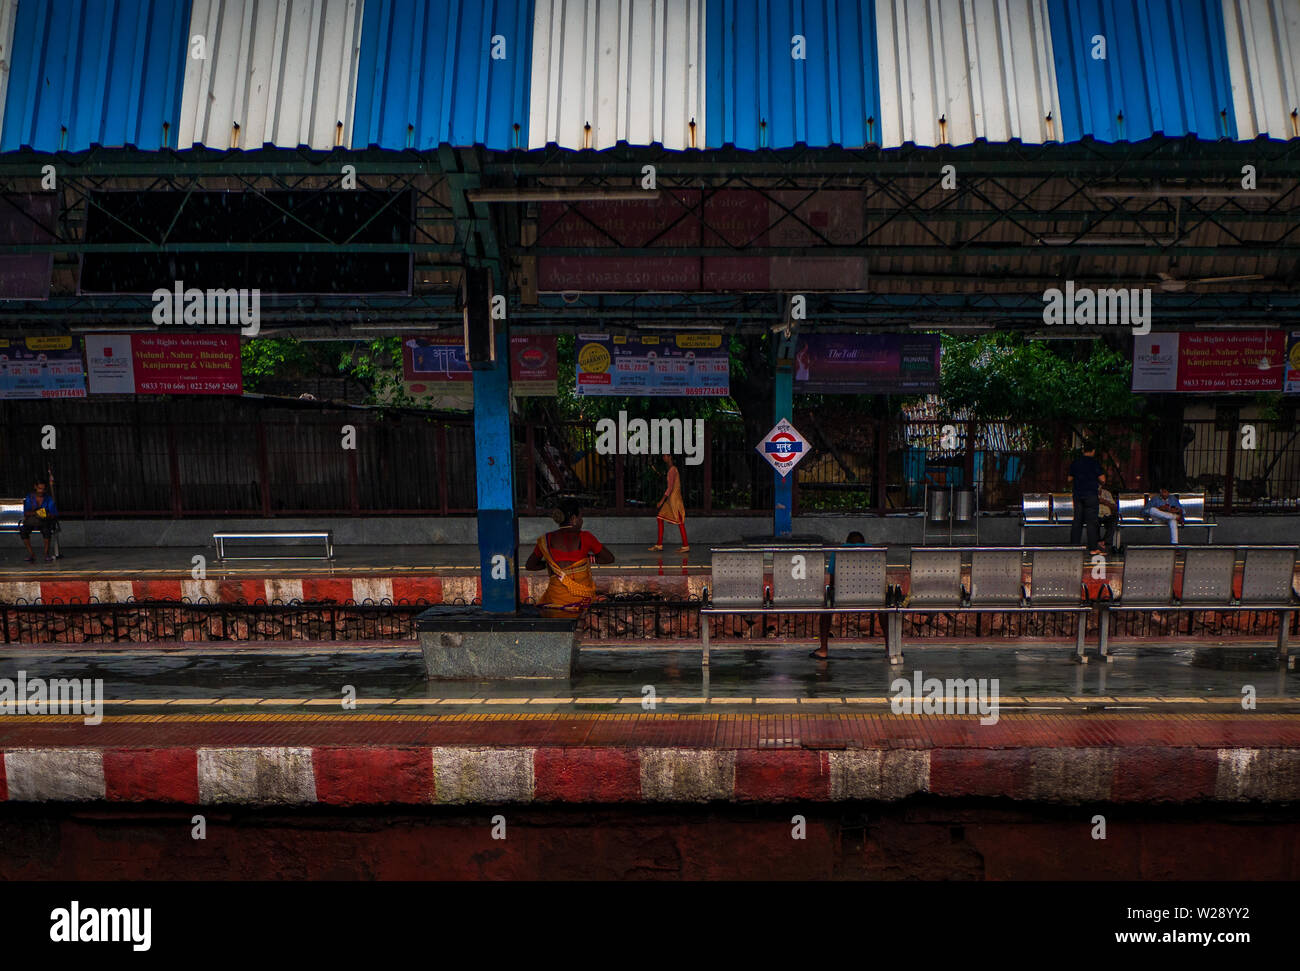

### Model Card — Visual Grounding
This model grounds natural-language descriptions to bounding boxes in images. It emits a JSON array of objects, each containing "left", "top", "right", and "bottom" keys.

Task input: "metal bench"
[
  {"left": 1018, "top": 492, "right": 1076, "bottom": 545},
  {"left": 1112, "top": 492, "right": 1216, "bottom": 547},
  {"left": 700, "top": 546, "right": 892, "bottom": 666},
  {"left": 0, "top": 497, "right": 62, "bottom": 558},
  {"left": 896, "top": 547, "right": 1090, "bottom": 660},
  {"left": 1096, "top": 545, "right": 1298, "bottom": 660},
  {"left": 213, "top": 531, "right": 335, "bottom": 561}
]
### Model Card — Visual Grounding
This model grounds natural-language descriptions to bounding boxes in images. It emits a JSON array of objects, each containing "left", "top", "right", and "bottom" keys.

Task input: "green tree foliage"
[
  {"left": 241, "top": 336, "right": 415, "bottom": 408},
  {"left": 938, "top": 333, "right": 1141, "bottom": 424}
]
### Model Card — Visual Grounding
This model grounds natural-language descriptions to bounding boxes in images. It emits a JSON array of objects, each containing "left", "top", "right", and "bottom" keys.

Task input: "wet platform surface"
[{"left": 2, "top": 642, "right": 1295, "bottom": 714}]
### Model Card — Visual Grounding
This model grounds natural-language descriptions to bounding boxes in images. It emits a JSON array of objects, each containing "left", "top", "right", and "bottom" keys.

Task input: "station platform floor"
[{"left": 3, "top": 643, "right": 1298, "bottom": 809}]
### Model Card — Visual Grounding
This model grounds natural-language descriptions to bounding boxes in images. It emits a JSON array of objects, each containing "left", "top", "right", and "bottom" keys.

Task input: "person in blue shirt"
[
  {"left": 813, "top": 531, "right": 867, "bottom": 660},
  {"left": 19, "top": 479, "right": 58, "bottom": 563},
  {"left": 1146, "top": 488, "right": 1184, "bottom": 545}
]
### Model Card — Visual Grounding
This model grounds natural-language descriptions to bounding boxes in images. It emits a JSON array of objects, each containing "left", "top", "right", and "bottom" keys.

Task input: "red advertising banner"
[
  {"left": 510, "top": 334, "right": 557, "bottom": 396},
  {"left": 536, "top": 189, "right": 868, "bottom": 292},
  {"left": 85, "top": 334, "right": 242, "bottom": 395},
  {"left": 1132, "top": 331, "right": 1285, "bottom": 393}
]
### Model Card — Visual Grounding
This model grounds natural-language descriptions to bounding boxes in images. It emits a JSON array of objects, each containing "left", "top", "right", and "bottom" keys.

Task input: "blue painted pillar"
[
  {"left": 473, "top": 329, "right": 518, "bottom": 613},
  {"left": 773, "top": 353, "right": 794, "bottom": 539}
]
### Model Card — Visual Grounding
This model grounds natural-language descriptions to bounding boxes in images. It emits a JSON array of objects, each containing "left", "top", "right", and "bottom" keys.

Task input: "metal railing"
[{"left": 4, "top": 400, "right": 1298, "bottom": 517}]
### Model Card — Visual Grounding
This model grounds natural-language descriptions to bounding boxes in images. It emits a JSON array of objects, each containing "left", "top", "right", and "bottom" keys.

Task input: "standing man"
[
  {"left": 19, "top": 478, "right": 58, "bottom": 563},
  {"left": 1146, "top": 488, "right": 1184, "bottom": 545},
  {"left": 1067, "top": 442, "right": 1105, "bottom": 555}
]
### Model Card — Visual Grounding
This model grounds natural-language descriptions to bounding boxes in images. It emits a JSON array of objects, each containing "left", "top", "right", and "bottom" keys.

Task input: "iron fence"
[{"left": 3, "top": 400, "right": 1297, "bottom": 517}]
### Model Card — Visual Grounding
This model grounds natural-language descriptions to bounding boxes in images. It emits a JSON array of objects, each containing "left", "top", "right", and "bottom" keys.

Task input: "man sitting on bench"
[
  {"left": 19, "top": 479, "right": 58, "bottom": 563},
  {"left": 1146, "top": 488, "right": 1184, "bottom": 545}
]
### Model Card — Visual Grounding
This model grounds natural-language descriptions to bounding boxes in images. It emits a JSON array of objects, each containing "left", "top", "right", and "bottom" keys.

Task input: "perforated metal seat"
[
  {"left": 1117, "top": 548, "right": 1176, "bottom": 605},
  {"left": 1178, "top": 494, "right": 1207, "bottom": 524},
  {"left": 830, "top": 548, "right": 888, "bottom": 608},
  {"left": 772, "top": 549, "right": 826, "bottom": 607},
  {"left": 1050, "top": 493, "right": 1074, "bottom": 523},
  {"left": 1028, "top": 549, "right": 1085, "bottom": 605},
  {"left": 1021, "top": 494, "right": 1051, "bottom": 523},
  {"left": 1241, "top": 548, "right": 1298, "bottom": 606},
  {"left": 907, "top": 549, "right": 963, "bottom": 607},
  {"left": 708, "top": 551, "right": 766, "bottom": 609},
  {"left": 968, "top": 550, "right": 1023, "bottom": 605},
  {"left": 1118, "top": 493, "right": 1149, "bottom": 523},
  {"left": 1179, "top": 547, "right": 1236, "bottom": 604}
]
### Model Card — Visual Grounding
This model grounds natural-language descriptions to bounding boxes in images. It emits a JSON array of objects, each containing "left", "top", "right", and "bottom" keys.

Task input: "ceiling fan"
[{"left": 1154, "top": 271, "right": 1266, "bottom": 292}]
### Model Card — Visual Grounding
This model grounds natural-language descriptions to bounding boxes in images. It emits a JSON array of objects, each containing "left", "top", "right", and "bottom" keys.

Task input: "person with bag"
[
  {"left": 649, "top": 453, "right": 689, "bottom": 553},
  {"left": 525, "top": 499, "right": 615, "bottom": 618},
  {"left": 19, "top": 478, "right": 58, "bottom": 563}
]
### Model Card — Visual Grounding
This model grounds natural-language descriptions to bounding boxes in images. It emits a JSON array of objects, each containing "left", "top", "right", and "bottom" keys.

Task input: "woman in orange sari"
[
  {"left": 649, "top": 454, "right": 689, "bottom": 552},
  {"left": 525, "top": 499, "right": 615, "bottom": 618}
]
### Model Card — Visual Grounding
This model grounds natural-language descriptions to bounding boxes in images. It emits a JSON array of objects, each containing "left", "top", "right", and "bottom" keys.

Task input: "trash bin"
[
  {"left": 953, "top": 488, "right": 976, "bottom": 524},
  {"left": 926, "top": 486, "right": 950, "bottom": 524}
]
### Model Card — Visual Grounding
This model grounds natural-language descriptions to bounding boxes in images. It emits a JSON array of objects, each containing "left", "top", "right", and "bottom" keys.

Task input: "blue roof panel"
[
  {"left": 1, "top": 0, "right": 191, "bottom": 152},
  {"left": 1047, "top": 0, "right": 1237, "bottom": 142},
  {"left": 352, "top": 0, "right": 534, "bottom": 150},
  {"left": 706, "top": 0, "right": 882, "bottom": 149}
]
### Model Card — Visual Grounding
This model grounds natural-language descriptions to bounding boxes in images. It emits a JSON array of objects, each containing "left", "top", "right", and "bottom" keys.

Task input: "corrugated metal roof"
[
  {"left": 180, "top": 0, "right": 365, "bottom": 150},
  {"left": 352, "top": 0, "right": 534, "bottom": 150},
  {"left": 528, "top": 0, "right": 706, "bottom": 150},
  {"left": 0, "top": 0, "right": 192, "bottom": 151},
  {"left": 1222, "top": 0, "right": 1300, "bottom": 141},
  {"left": 0, "top": 0, "right": 17, "bottom": 140},
  {"left": 706, "top": 0, "right": 883, "bottom": 148},
  {"left": 876, "top": 0, "right": 1063, "bottom": 147},
  {"left": 1047, "top": 0, "right": 1237, "bottom": 142}
]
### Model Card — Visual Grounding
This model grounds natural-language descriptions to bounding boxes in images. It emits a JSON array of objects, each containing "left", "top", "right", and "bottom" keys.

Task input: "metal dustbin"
[
  {"left": 926, "top": 486, "right": 950, "bottom": 523},
  {"left": 953, "top": 488, "right": 976, "bottom": 524}
]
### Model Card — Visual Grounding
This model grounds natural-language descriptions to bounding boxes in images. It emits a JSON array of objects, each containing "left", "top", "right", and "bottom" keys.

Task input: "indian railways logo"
[{"left": 757, "top": 419, "right": 810, "bottom": 478}]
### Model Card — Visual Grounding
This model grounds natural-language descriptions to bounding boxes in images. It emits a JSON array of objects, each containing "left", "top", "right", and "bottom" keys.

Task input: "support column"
[
  {"left": 774, "top": 348, "right": 794, "bottom": 539},
  {"left": 474, "top": 329, "right": 518, "bottom": 613}
]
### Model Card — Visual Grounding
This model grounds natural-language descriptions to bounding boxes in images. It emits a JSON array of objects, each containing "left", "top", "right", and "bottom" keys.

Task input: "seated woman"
[{"left": 524, "top": 499, "right": 615, "bottom": 618}]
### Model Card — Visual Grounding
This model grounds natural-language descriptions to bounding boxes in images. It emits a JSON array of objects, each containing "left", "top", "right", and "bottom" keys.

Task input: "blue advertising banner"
[
  {"left": 794, "top": 334, "right": 941, "bottom": 394},
  {"left": 575, "top": 333, "right": 729, "bottom": 397},
  {"left": 0, "top": 336, "right": 87, "bottom": 399}
]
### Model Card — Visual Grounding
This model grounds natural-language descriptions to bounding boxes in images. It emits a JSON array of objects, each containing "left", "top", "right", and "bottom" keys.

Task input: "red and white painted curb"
[
  {"left": 2, "top": 745, "right": 1298, "bottom": 806},
  {"left": 1, "top": 574, "right": 707, "bottom": 606}
]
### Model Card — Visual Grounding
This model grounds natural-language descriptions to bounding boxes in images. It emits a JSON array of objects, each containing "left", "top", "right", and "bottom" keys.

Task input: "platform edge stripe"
[
  {"left": 310, "top": 746, "right": 434, "bottom": 805},
  {"left": 196, "top": 747, "right": 317, "bottom": 805},
  {"left": 1215, "top": 748, "right": 1300, "bottom": 801},
  {"left": 1025, "top": 747, "right": 1118, "bottom": 803},
  {"left": 431, "top": 746, "right": 535, "bottom": 804},
  {"left": 638, "top": 748, "right": 738, "bottom": 802},
  {"left": 825, "top": 749, "right": 929, "bottom": 801},
  {"left": 532, "top": 747, "right": 642, "bottom": 803},
  {"left": 103, "top": 747, "right": 201, "bottom": 803},
  {"left": 734, "top": 749, "right": 832, "bottom": 802},
  {"left": 2, "top": 748, "right": 106, "bottom": 802}
]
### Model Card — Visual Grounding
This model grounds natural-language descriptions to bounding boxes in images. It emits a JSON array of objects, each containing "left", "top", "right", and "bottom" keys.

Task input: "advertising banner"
[
  {"left": 1285, "top": 332, "right": 1300, "bottom": 394},
  {"left": 575, "top": 333, "right": 729, "bottom": 397},
  {"left": 85, "top": 335, "right": 242, "bottom": 395},
  {"left": 0, "top": 336, "right": 86, "bottom": 399},
  {"left": 1133, "top": 331, "right": 1285, "bottom": 393},
  {"left": 510, "top": 334, "right": 558, "bottom": 396},
  {"left": 793, "top": 334, "right": 941, "bottom": 394}
]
